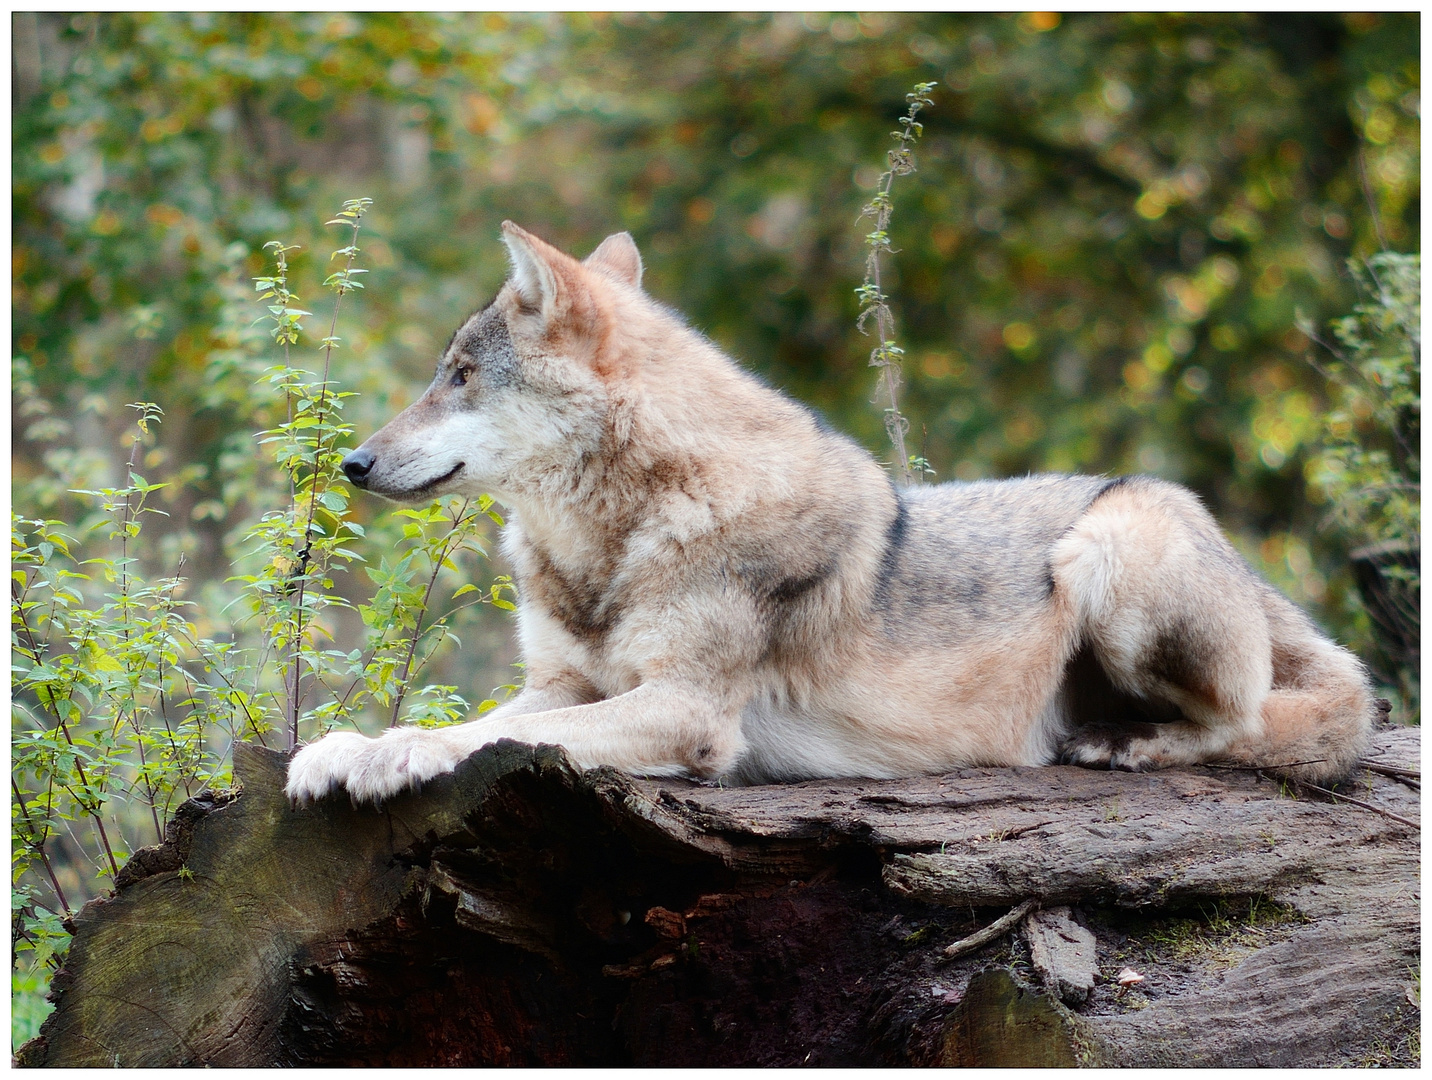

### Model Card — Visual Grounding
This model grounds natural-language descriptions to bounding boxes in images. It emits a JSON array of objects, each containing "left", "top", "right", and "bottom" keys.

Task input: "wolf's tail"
[{"left": 1220, "top": 589, "right": 1377, "bottom": 784}]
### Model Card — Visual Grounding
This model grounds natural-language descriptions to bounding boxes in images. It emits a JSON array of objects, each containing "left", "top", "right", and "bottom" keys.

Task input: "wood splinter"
[{"left": 941, "top": 898, "right": 1040, "bottom": 961}]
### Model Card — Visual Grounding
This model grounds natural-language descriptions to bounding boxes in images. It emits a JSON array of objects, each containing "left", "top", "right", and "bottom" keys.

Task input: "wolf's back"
[{"left": 881, "top": 474, "right": 1118, "bottom": 637}]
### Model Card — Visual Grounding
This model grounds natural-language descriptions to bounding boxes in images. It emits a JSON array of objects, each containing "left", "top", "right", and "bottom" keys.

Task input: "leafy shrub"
[
  {"left": 1299, "top": 252, "right": 1420, "bottom": 716},
  {"left": 10, "top": 199, "right": 514, "bottom": 1038}
]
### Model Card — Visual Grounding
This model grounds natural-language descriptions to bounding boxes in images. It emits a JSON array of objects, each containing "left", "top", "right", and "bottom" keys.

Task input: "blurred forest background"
[{"left": 11, "top": 12, "right": 1420, "bottom": 744}]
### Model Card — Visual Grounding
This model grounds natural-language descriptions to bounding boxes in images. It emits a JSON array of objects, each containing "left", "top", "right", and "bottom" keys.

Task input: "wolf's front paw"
[{"left": 286, "top": 727, "right": 470, "bottom": 805}]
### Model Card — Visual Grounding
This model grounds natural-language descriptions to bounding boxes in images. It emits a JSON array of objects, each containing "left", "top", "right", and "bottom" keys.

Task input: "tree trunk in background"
[
  {"left": 1350, "top": 541, "right": 1420, "bottom": 685},
  {"left": 16, "top": 727, "right": 1420, "bottom": 1068}
]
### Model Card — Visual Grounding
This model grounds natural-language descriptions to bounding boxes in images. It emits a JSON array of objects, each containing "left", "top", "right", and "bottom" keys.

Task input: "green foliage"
[
  {"left": 10, "top": 199, "right": 514, "bottom": 1042},
  {"left": 1300, "top": 253, "right": 1419, "bottom": 557},
  {"left": 254, "top": 242, "right": 309, "bottom": 349},
  {"left": 1299, "top": 252, "right": 1420, "bottom": 713},
  {"left": 10, "top": 962, "right": 54, "bottom": 1049}
]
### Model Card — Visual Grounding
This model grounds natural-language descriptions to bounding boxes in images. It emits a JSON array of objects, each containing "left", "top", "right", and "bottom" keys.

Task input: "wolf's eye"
[{"left": 451, "top": 366, "right": 472, "bottom": 387}]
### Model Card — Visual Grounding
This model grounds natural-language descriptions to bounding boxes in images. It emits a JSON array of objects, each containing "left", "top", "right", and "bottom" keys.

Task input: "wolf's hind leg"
[
  {"left": 1051, "top": 479, "right": 1274, "bottom": 772},
  {"left": 1214, "top": 592, "right": 1374, "bottom": 783}
]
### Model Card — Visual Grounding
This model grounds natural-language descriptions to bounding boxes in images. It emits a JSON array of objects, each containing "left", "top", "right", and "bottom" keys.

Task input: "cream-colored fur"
[{"left": 286, "top": 224, "right": 1375, "bottom": 804}]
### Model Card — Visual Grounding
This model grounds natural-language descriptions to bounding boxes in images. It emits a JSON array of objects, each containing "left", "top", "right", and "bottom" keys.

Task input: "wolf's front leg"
[
  {"left": 285, "top": 679, "right": 594, "bottom": 804},
  {"left": 285, "top": 681, "right": 746, "bottom": 805}
]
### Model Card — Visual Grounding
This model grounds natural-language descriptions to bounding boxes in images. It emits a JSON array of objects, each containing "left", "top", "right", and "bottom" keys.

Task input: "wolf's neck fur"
[
  {"left": 511, "top": 337, "right": 721, "bottom": 572},
  {"left": 503, "top": 300, "right": 886, "bottom": 621}
]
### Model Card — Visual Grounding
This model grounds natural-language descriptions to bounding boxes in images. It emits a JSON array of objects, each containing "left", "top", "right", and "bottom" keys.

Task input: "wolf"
[{"left": 285, "top": 222, "right": 1375, "bottom": 805}]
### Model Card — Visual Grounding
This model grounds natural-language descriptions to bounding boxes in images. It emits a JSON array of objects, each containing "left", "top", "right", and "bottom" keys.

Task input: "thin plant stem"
[
  {"left": 176, "top": 628, "right": 268, "bottom": 746},
  {"left": 12, "top": 779, "right": 72, "bottom": 916},
  {"left": 287, "top": 202, "right": 369, "bottom": 750},
  {"left": 870, "top": 194, "right": 911, "bottom": 484},
  {"left": 1355, "top": 146, "right": 1390, "bottom": 254},
  {"left": 856, "top": 82, "right": 935, "bottom": 486},
  {"left": 390, "top": 500, "right": 471, "bottom": 726},
  {"left": 13, "top": 595, "right": 122, "bottom": 878}
]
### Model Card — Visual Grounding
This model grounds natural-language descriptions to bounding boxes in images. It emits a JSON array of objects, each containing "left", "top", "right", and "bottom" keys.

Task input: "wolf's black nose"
[{"left": 342, "top": 448, "right": 375, "bottom": 487}]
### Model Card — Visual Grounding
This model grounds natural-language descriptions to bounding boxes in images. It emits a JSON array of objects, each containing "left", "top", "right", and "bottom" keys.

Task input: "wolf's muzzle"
[{"left": 343, "top": 448, "right": 375, "bottom": 488}]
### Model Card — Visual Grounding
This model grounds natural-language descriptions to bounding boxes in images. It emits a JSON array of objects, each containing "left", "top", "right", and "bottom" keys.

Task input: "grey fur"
[{"left": 449, "top": 305, "right": 522, "bottom": 394}]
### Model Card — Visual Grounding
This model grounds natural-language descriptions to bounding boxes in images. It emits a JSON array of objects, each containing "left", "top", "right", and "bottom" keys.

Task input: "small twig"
[
  {"left": 285, "top": 199, "right": 369, "bottom": 751},
  {"left": 1203, "top": 758, "right": 1327, "bottom": 773},
  {"left": 15, "top": 605, "right": 123, "bottom": 879},
  {"left": 12, "top": 779, "right": 71, "bottom": 917},
  {"left": 1362, "top": 761, "right": 1420, "bottom": 780},
  {"left": 1355, "top": 146, "right": 1390, "bottom": 254},
  {"left": 176, "top": 629, "right": 268, "bottom": 748},
  {"left": 390, "top": 498, "right": 471, "bottom": 727},
  {"left": 1297, "top": 780, "right": 1419, "bottom": 831},
  {"left": 1361, "top": 762, "right": 1420, "bottom": 791},
  {"left": 940, "top": 898, "right": 1039, "bottom": 961},
  {"left": 1296, "top": 316, "right": 1416, "bottom": 464}
]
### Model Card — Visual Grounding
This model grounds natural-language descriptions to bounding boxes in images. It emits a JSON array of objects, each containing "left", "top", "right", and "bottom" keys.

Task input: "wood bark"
[{"left": 16, "top": 726, "right": 1420, "bottom": 1068}]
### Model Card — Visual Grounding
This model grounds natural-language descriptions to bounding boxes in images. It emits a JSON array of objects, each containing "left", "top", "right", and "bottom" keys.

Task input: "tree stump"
[{"left": 16, "top": 726, "right": 1420, "bottom": 1067}]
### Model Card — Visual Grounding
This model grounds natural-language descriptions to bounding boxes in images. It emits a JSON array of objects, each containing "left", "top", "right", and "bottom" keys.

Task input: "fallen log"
[{"left": 16, "top": 726, "right": 1420, "bottom": 1067}]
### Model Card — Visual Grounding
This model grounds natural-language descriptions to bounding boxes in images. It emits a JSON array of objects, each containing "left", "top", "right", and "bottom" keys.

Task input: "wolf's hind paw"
[{"left": 1058, "top": 732, "right": 1164, "bottom": 773}]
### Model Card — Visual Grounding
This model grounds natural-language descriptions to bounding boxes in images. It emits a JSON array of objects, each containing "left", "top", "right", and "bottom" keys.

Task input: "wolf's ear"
[
  {"left": 500, "top": 221, "right": 565, "bottom": 315},
  {"left": 583, "top": 232, "right": 643, "bottom": 289}
]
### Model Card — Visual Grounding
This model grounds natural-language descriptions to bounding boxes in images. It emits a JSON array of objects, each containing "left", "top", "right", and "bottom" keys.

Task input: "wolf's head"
[{"left": 342, "top": 222, "right": 649, "bottom": 505}]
